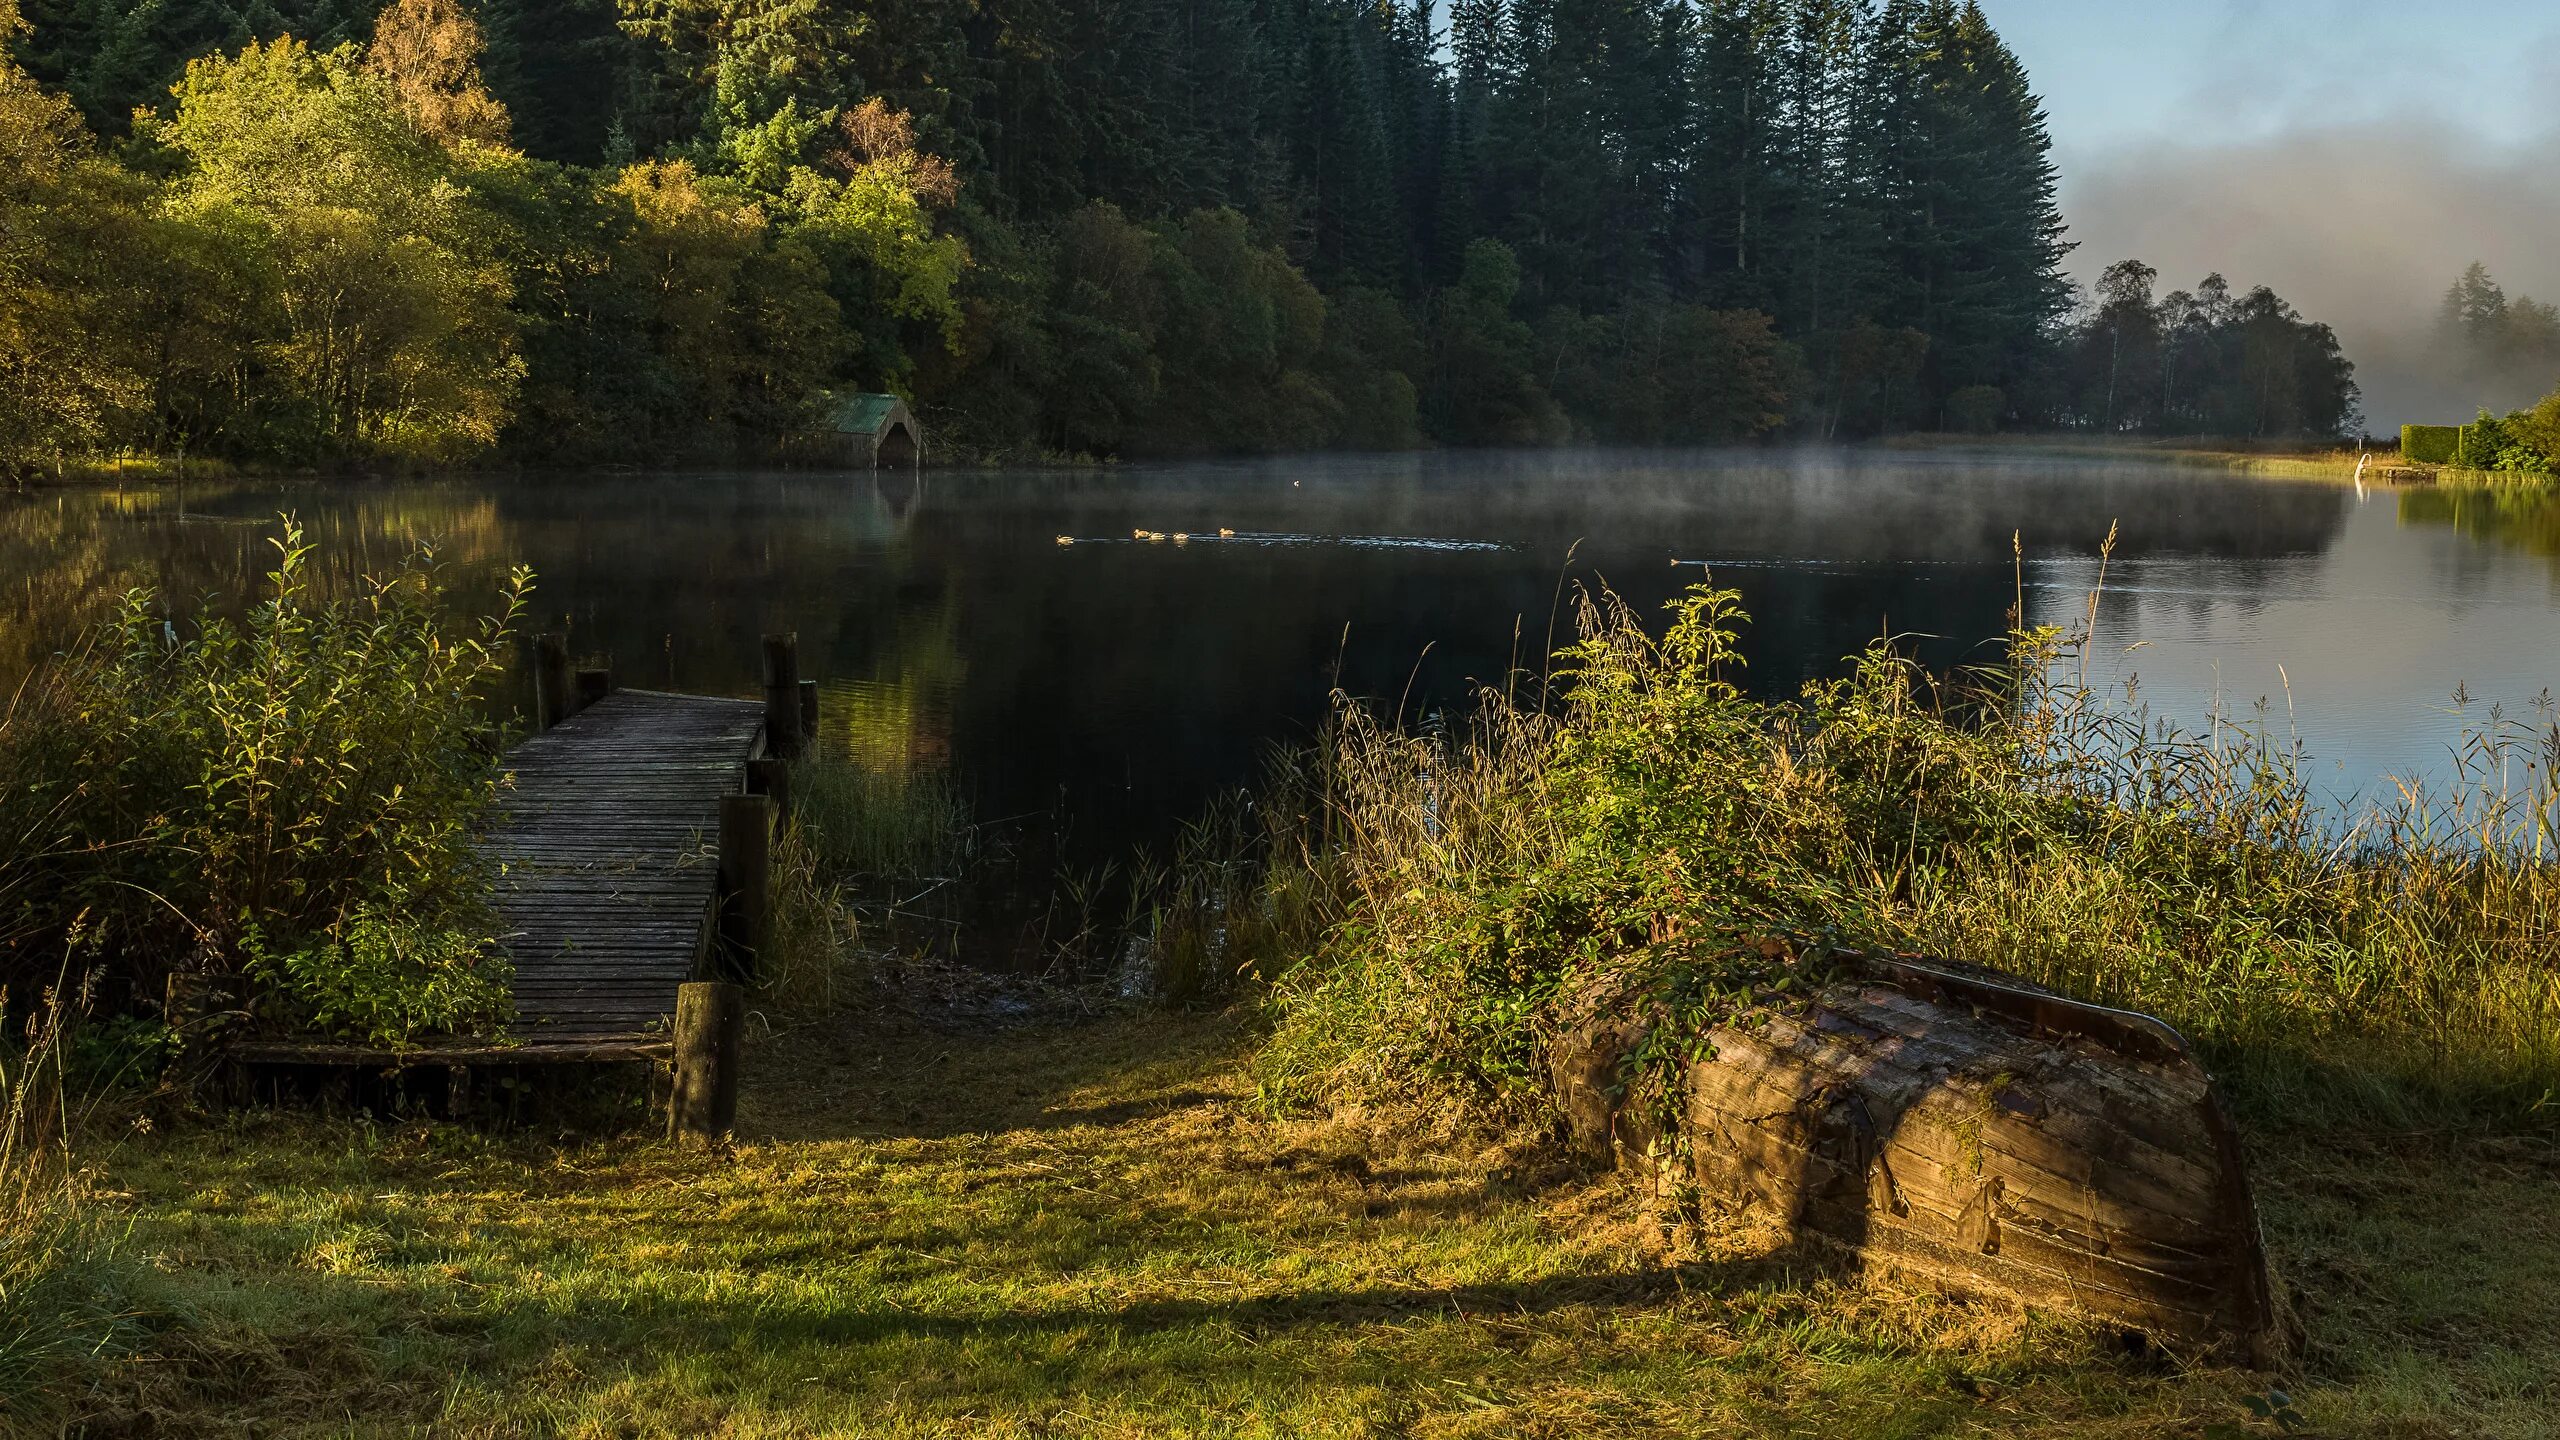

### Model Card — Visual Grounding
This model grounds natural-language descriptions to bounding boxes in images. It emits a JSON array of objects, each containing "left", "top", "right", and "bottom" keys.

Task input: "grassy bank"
[
  {"left": 15, "top": 554, "right": 2560, "bottom": 1434},
  {"left": 9, "top": 985, "right": 2548, "bottom": 1438},
  {"left": 1262, "top": 580, "right": 2560, "bottom": 1137},
  {"left": 1897, "top": 431, "right": 2560, "bottom": 488},
  {"left": 1885, "top": 432, "right": 2392, "bottom": 479}
]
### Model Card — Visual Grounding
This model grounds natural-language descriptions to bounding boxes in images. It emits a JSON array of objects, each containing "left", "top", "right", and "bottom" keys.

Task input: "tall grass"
[
  {"left": 755, "top": 818, "right": 859, "bottom": 1014},
  {"left": 786, "top": 751, "right": 1338, "bottom": 998},
  {"left": 0, "top": 986, "right": 128, "bottom": 1419},
  {"left": 1260, "top": 575, "right": 2560, "bottom": 1129},
  {"left": 792, "top": 760, "right": 975, "bottom": 882},
  {"left": 1099, "top": 777, "right": 1342, "bottom": 1004}
]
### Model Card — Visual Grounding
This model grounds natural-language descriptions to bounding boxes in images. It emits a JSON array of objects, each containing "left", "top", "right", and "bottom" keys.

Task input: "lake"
[{"left": 8, "top": 449, "right": 2559, "bottom": 858}]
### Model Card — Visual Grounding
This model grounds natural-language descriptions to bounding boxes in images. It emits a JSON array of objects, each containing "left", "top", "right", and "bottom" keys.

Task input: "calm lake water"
[{"left": 8, "top": 449, "right": 2560, "bottom": 855}]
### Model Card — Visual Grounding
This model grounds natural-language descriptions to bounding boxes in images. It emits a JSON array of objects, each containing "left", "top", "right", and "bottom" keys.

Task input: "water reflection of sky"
[
  {"left": 8, "top": 452, "right": 2560, "bottom": 852},
  {"left": 2048, "top": 492, "right": 2560, "bottom": 814}
]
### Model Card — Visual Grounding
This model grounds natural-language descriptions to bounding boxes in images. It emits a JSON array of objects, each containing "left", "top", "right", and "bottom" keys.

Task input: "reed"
[
  {"left": 1090, "top": 756, "right": 1345, "bottom": 1003},
  {"left": 755, "top": 819, "right": 859, "bottom": 1014},
  {"left": 0, "top": 986, "right": 127, "bottom": 1418},
  {"left": 1261, "top": 571, "right": 2560, "bottom": 1130},
  {"left": 790, "top": 759, "right": 976, "bottom": 882}
]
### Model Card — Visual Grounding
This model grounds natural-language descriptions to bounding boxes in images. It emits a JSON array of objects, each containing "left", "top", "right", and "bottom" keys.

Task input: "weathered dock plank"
[{"left": 488, "top": 689, "right": 766, "bottom": 1041}]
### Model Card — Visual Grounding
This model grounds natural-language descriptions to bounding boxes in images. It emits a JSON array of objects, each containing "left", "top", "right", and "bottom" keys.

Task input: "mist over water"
[
  {"left": 12, "top": 452, "right": 2560, "bottom": 855},
  {"left": 2060, "top": 118, "right": 2560, "bottom": 431}
]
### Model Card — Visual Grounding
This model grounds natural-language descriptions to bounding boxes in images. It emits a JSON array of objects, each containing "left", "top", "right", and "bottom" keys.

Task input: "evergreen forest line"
[{"left": 2, "top": 0, "right": 2364, "bottom": 474}]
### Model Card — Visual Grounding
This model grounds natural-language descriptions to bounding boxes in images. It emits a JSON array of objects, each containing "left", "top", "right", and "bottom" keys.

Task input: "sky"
[
  {"left": 1981, "top": 0, "right": 2560, "bottom": 429},
  {"left": 1987, "top": 1, "right": 2560, "bottom": 156}
]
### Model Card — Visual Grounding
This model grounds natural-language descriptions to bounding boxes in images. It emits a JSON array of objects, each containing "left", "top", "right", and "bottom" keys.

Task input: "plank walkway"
[{"left": 485, "top": 690, "right": 766, "bottom": 1043}]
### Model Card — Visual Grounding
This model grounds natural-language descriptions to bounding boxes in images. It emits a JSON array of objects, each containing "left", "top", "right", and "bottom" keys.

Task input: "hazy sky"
[
  {"left": 1981, "top": 1, "right": 2560, "bottom": 429},
  {"left": 1987, "top": 1, "right": 2560, "bottom": 155}
]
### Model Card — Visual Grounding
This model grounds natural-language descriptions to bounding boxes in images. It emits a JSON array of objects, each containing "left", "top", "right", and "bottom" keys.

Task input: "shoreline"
[
  {"left": 1885, "top": 433, "right": 2560, "bottom": 487},
  {"left": 17, "top": 436, "right": 2558, "bottom": 496}
]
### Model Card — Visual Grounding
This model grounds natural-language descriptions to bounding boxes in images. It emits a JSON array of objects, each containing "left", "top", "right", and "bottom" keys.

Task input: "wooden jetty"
[
  {"left": 224, "top": 633, "right": 820, "bottom": 1139},
  {"left": 489, "top": 688, "right": 765, "bottom": 1044}
]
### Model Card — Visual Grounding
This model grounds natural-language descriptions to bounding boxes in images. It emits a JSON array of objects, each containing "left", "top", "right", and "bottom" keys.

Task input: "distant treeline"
[
  {"left": 2435, "top": 263, "right": 2560, "bottom": 412},
  {"left": 2048, "top": 260, "right": 2361, "bottom": 442},
  {"left": 1, "top": 0, "right": 2360, "bottom": 473},
  {"left": 2393, "top": 264, "right": 2560, "bottom": 474}
]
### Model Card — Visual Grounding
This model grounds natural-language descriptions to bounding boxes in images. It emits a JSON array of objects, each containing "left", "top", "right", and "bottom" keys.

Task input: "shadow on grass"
[
  {"left": 79, "top": 1204, "right": 1856, "bottom": 1433},
  {"left": 558, "top": 1256, "right": 1801, "bottom": 1349},
  {"left": 738, "top": 1007, "right": 1255, "bottom": 1143},
  {"left": 1019, "top": 1087, "right": 1228, "bottom": 1131}
]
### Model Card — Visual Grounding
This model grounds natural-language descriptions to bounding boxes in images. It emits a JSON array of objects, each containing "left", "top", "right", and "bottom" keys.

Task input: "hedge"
[{"left": 2402, "top": 424, "right": 2461, "bottom": 465}]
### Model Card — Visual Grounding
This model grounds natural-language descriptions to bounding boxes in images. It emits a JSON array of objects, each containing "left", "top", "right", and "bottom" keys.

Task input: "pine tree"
[
  {"left": 477, "top": 0, "right": 632, "bottom": 162},
  {"left": 1681, "top": 0, "right": 1782, "bottom": 306},
  {"left": 1928, "top": 2, "right": 2067, "bottom": 405},
  {"left": 16, "top": 0, "right": 387, "bottom": 133}
]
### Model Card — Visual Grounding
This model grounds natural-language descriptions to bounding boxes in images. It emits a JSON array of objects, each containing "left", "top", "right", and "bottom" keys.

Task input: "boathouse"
[{"left": 831, "top": 392, "right": 924, "bottom": 470}]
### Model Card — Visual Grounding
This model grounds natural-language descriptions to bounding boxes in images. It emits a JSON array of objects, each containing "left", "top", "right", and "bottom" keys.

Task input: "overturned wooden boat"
[{"left": 1550, "top": 952, "right": 2288, "bottom": 1364}]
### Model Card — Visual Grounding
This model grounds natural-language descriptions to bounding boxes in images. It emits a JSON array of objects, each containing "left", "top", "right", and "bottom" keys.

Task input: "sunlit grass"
[
  {"left": 22, "top": 1005, "right": 2555, "bottom": 1436},
  {"left": 0, "top": 991, "right": 132, "bottom": 1412},
  {"left": 1260, "top": 576, "right": 2560, "bottom": 1133}
]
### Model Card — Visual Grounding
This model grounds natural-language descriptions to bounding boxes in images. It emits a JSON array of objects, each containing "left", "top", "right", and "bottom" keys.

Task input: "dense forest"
[
  {"left": 0, "top": 0, "right": 2359, "bottom": 472},
  {"left": 2047, "top": 259, "right": 2360, "bottom": 441}
]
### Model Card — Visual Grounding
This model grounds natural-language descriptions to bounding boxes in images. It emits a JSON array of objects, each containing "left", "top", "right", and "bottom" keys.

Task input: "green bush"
[
  {"left": 2454, "top": 408, "right": 2557, "bottom": 473},
  {"left": 0, "top": 519, "right": 529, "bottom": 1045},
  {"left": 1263, "top": 580, "right": 2560, "bottom": 1127},
  {"left": 2402, "top": 423, "right": 2461, "bottom": 465}
]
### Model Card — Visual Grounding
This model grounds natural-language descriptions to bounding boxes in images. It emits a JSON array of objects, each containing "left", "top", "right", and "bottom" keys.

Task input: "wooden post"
[
  {"left": 164, "top": 972, "right": 237, "bottom": 1101},
  {"left": 747, "top": 758, "right": 791, "bottom": 826},
  {"left": 762, "top": 633, "right": 804, "bottom": 759},
  {"left": 668, "top": 981, "right": 743, "bottom": 1146},
  {"left": 537, "top": 633, "right": 571, "bottom": 729},
  {"left": 718, "top": 793, "right": 775, "bottom": 980},
  {"left": 799, "top": 679, "right": 819, "bottom": 741},
  {"left": 575, "top": 666, "right": 612, "bottom": 715}
]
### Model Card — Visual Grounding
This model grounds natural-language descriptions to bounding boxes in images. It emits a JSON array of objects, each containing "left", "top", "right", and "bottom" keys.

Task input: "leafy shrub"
[
  {"left": 2451, "top": 409, "right": 2555, "bottom": 474},
  {"left": 0, "top": 519, "right": 529, "bottom": 1044},
  {"left": 1263, "top": 579, "right": 2560, "bottom": 1127}
]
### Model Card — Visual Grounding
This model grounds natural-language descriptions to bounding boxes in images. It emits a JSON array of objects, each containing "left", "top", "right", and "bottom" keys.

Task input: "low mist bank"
[{"left": 2061, "top": 116, "right": 2560, "bottom": 432}]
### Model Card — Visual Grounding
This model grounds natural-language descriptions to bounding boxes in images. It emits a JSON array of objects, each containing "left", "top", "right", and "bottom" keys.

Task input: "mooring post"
[
  {"left": 162, "top": 971, "right": 235, "bottom": 1101},
  {"left": 718, "top": 792, "right": 775, "bottom": 981},
  {"left": 799, "top": 678, "right": 819, "bottom": 741},
  {"left": 747, "top": 757, "right": 792, "bottom": 826},
  {"left": 668, "top": 981, "right": 744, "bottom": 1147},
  {"left": 761, "top": 632, "right": 804, "bottom": 759},
  {"left": 574, "top": 665, "right": 612, "bottom": 715},
  {"left": 536, "top": 633, "right": 571, "bottom": 729}
]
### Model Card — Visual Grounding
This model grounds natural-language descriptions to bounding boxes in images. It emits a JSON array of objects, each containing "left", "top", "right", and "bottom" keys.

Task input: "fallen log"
[{"left": 1549, "top": 952, "right": 2289, "bottom": 1365}]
